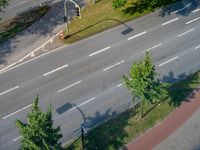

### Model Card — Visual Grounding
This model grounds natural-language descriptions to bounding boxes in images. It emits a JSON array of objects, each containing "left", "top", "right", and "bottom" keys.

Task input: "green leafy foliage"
[
  {"left": 0, "top": 0, "right": 9, "bottom": 11},
  {"left": 16, "top": 96, "right": 63, "bottom": 150},
  {"left": 123, "top": 52, "right": 169, "bottom": 117},
  {"left": 112, "top": 0, "right": 127, "bottom": 9}
]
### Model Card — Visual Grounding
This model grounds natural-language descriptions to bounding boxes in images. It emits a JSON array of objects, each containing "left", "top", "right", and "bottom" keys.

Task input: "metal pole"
[
  {"left": 81, "top": 126, "right": 85, "bottom": 149},
  {"left": 64, "top": 0, "right": 69, "bottom": 36}
]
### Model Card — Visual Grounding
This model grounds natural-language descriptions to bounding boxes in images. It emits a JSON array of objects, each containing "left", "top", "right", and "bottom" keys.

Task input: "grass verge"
[
  {"left": 66, "top": 70, "right": 200, "bottom": 150},
  {"left": 63, "top": 0, "right": 178, "bottom": 44},
  {"left": 0, "top": 6, "right": 49, "bottom": 44}
]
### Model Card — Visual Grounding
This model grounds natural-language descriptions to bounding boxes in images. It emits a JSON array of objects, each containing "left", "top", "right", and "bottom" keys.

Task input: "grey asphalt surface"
[
  {"left": 0, "top": 0, "right": 200, "bottom": 149},
  {"left": 154, "top": 108, "right": 200, "bottom": 150}
]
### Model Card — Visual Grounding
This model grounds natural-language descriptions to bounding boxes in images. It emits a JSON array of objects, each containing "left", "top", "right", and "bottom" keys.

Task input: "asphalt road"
[
  {"left": 0, "top": 0, "right": 55, "bottom": 21},
  {"left": 0, "top": 0, "right": 200, "bottom": 149}
]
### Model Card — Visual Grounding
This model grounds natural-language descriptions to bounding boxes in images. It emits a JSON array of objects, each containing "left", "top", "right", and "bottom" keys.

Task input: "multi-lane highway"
[{"left": 0, "top": 0, "right": 200, "bottom": 149}]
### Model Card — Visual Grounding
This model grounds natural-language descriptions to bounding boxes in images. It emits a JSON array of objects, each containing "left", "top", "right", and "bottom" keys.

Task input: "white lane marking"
[
  {"left": 68, "top": 97, "right": 96, "bottom": 112},
  {"left": 14, "top": 0, "right": 27, "bottom": 6},
  {"left": 195, "top": 45, "right": 200, "bottom": 50},
  {"left": 12, "top": 136, "right": 22, "bottom": 142},
  {"left": 0, "top": 42, "right": 68, "bottom": 76},
  {"left": 171, "top": 3, "right": 191, "bottom": 14},
  {"left": 117, "top": 83, "right": 123, "bottom": 87},
  {"left": 162, "top": 18, "right": 179, "bottom": 26},
  {"left": 192, "top": 8, "right": 200, "bottom": 13},
  {"left": 177, "top": 28, "right": 194, "bottom": 37},
  {"left": 103, "top": 60, "right": 125, "bottom": 72},
  {"left": 89, "top": 47, "right": 110, "bottom": 57},
  {"left": 143, "top": 43, "right": 162, "bottom": 52},
  {"left": 0, "top": 86, "right": 20, "bottom": 96},
  {"left": 43, "top": 64, "right": 69, "bottom": 76},
  {"left": 128, "top": 31, "right": 146, "bottom": 40},
  {"left": 62, "top": 139, "right": 74, "bottom": 147},
  {"left": 186, "top": 17, "right": 200, "bottom": 24},
  {"left": 158, "top": 56, "right": 179, "bottom": 67},
  {"left": 57, "top": 81, "right": 82, "bottom": 93},
  {"left": 3, "top": 104, "right": 32, "bottom": 119}
]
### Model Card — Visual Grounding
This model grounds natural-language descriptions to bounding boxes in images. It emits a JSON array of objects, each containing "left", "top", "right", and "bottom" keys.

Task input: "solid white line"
[
  {"left": 162, "top": 18, "right": 179, "bottom": 26},
  {"left": 12, "top": 136, "right": 22, "bottom": 142},
  {"left": 57, "top": 80, "right": 82, "bottom": 93},
  {"left": 186, "top": 17, "right": 200, "bottom": 24},
  {"left": 89, "top": 47, "right": 110, "bottom": 56},
  {"left": 158, "top": 56, "right": 179, "bottom": 67},
  {"left": 195, "top": 45, "right": 200, "bottom": 50},
  {"left": 103, "top": 60, "right": 125, "bottom": 72},
  {"left": 43, "top": 64, "right": 68, "bottom": 76},
  {"left": 15, "top": 0, "right": 27, "bottom": 6},
  {"left": 3, "top": 104, "right": 32, "bottom": 119},
  {"left": 177, "top": 28, "right": 194, "bottom": 37},
  {"left": 128, "top": 31, "right": 146, "bottom": 40},
  {"left": 192, "top": 8, "right": 200, "bottom": 13},
  {"left": 68, "top": 97, "right": 96, "bottom": 112},
  {"left": 171, "top": 3, "right": 191, "bottom": 14},
  {"left": 144, "top": 43, "right": 162, "bottom": 52},
  {"left": 0, "top": 86, "right": 19, "bottom": 96}
]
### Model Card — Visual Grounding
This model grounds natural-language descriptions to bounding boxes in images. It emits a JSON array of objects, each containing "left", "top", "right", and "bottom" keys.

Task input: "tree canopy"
[
  {"left": 16, "top": 96, "right": 63, "bottom": 150},
  {"left": 0, "top": 0, "right": 9, "bottom": 11}
]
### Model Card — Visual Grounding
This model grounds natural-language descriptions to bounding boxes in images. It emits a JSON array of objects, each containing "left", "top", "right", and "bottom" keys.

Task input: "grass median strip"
[
  {"left": 63, "top": 0, "right": 178, "bottom": 44},
  {"left": 0, "top": 6, "right": 49, "bottom": 44},
  {"left": 66, "top": 70, "right": 200, "bottom": 150}
]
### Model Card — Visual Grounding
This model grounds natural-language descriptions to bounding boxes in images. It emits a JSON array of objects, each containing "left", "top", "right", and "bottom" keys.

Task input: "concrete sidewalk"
[{"left": 125, "top": 88, "right": 200, "bottom": 150}]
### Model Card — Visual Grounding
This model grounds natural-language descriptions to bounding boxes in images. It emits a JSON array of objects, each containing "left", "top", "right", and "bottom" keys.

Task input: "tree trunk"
[{"left": 141, "top": 100, "right": 143, "bottom": 118}]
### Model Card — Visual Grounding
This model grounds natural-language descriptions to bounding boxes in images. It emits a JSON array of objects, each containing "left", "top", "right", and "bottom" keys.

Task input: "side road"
[
  {"left": 0, "top": 0, "right": 85, "bottom": 70},
  {"left": 125, "top": 88, "right": 200, "bottom": 150}
]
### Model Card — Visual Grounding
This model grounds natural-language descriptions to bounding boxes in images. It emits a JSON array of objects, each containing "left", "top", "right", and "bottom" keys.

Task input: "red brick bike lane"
[{"left": 125, "top": 88, "right": 200, "bottom": 150}]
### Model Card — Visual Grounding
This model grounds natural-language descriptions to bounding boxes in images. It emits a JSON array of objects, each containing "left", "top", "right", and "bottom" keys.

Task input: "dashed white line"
[
  {"left": 186, "top": 17, "right": 200, "bottom": 25},
  {"left": 89, "top": 47, "right": 110, "bottom": 56},
  {"left": 12, "top": 136, "right": 22, "bottom": 142},
  {"left": 128, "top": 31, "right": 146, "bottom": 40},
  {"left": 143, "top": 43, "right": 162, "bottom": 52},
  {"left": 3, "top": 104, "right": 32, "bottom": 119},
  {"left": 192, "top": 8, "right": 200, "bottom": 13},
  {"left": 177, "top": 28, "right": 194, "bottom": 37},
  {"left": 57, "top": 80, "right": 82, "bottom": 93},
  {"left": 103, "top": 60, "right": 125, "bottom": 72},
  {"left": 158, "top": 56, "right": 179, "bottom": 67},
  {"left": 43, "top": 64, "right": 69, "bottom": 76},
  {"left": 14, "top": 0, "right": 27, "bottom": 6},
  {"left": 195, "top": 45, "right": 200, "bottom": 50},
  {"left": 68, "top": 97, "right": 96, "bottom": 112},
  {"left": 162, "top": 18, "right": 179, "bottom": 26},
  {"left": 117, "top": 83, "right": 123, "bottom": 87},
  {"left": 0, "top": 86, "right": 20, "bottom": 96}
]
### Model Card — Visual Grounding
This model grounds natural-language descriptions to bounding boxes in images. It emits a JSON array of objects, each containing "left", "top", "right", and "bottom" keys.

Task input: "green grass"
[
  {"left": 63, "top": 0, "right": 177, "bottom": 44},
  {"left": 66, "top": 71, "right": 200, "bottom": 150},
  {"left": 0, "top": 6, "right": 49, "bottom": 44}
]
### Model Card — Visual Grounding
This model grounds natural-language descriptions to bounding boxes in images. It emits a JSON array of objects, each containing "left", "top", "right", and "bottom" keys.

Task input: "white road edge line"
[
  {"left": 57, "top": 80, "right": 82, "bottom": 93},
  {"left": 177, "top": 28, "right": 194, "bottom": 37},
  {"left": 14, "top": 0, "right": 27, "bottom": 6},
  {"left": 159, "top": 56, "right": 179, "bottom": 67},
  {"left": 128, "top": 31, "right": 146, "bottom": 40},
  {"left": 89, "top": 47, "right": 110, "bottom": 56},
  {"left": 43, "top": 64, "right": 69, "bottom": 76},
  {"left": 3, "top": 104, "right": 32, "bottom": 119},
  {"left": 12, "top": 136, "right": 22, "bottom": 142},
  {"left": 186, "top": 17, "right": 200, "bottom": 25},
  {"left": 162, "top": 18, "right": 179, "bottom": 26},
  {"left": 68, "top": 97, "right": 96, "bottom": 112},
  {"left": 143, "top": 43, "right": 162, "bottom": 52},
  {"left": 192, "top": 8, "right": 200, "bottom": 13},
  {"left": 195, "top": 45, "right": 200, "bottom": 50},
  {"left": 171, "top": 3, "right": 191, "bottom": 14},
  {"left": 0, "top": 85, "right": 20, "bottom": 96},
  {"left": 103, "top": 60, "right": 125, "bottom": 72}
]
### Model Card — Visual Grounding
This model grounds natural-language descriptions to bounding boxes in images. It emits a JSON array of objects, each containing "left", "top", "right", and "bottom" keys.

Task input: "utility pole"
[{"left": 81, "top": 124, "right": 87, "bottom": 149}]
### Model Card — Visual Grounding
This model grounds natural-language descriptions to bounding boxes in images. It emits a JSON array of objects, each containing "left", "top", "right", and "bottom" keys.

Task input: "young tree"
[
  {"left": 112, "top": 0, "right": 127, "bottom": 9},
  {"left": 16, "top": 96, "right": 63, "bottom": 150},
  {"left": 123, "top": 52, "right": 168, "bottom": 118}
]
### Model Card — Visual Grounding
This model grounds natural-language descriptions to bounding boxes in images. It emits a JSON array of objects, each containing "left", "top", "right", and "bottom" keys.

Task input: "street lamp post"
[{"left": 64, "top": 0, "right": 70, "bottom": 37}]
